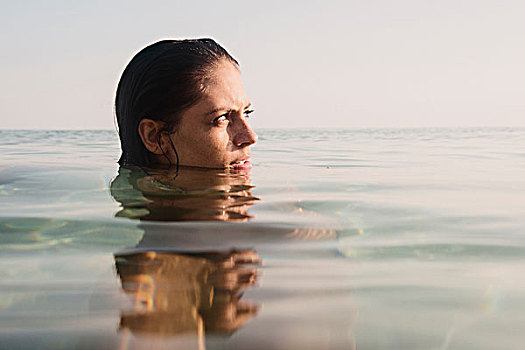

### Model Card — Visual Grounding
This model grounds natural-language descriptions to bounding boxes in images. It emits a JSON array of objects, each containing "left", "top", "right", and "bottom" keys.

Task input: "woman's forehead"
[{"left": 198, "top": 63, "right": 250, "bottom": 111}]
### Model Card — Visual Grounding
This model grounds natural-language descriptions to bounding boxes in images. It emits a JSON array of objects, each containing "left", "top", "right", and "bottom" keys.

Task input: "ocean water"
[{"left": 1, "top": 128, "right": 524, "bottom": 349}]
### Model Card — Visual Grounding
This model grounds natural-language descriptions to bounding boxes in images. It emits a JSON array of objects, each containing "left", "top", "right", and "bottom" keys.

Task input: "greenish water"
[{"left": 1, "top": 128, "right": 525, "bottom": 349}]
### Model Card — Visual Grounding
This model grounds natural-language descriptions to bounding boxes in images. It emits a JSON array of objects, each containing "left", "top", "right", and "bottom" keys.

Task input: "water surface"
[{"left": 1, "top": 128, "right": 525, "bottom": 349}]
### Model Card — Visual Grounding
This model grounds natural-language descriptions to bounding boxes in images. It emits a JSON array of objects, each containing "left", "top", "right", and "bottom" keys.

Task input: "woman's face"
[{"left": 169, "top": 60, "right": 257, "bottom": 169}]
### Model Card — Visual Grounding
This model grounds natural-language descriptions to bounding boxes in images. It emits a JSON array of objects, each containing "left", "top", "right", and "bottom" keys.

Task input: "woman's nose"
[{"left": 233, "top": 119, "right": 258, "bottom": 148}]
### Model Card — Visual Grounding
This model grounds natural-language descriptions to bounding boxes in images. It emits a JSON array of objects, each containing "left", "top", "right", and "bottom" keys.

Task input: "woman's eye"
[{"left": 213, "top": 114, "right": 229, "bottom": 125}]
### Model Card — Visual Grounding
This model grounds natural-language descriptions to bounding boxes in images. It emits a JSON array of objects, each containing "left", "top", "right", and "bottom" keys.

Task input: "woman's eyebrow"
[
  {"left": 206, "top": 103, "right": 252, "bottom": 115},
  {"left": 206, "top": 107, "right": 233, "bottom": 116}
]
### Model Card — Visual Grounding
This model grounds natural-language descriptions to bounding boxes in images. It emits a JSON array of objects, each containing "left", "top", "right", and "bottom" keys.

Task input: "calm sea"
[{"left": 1, "top": 128, "right": 524, "bottom": 349}]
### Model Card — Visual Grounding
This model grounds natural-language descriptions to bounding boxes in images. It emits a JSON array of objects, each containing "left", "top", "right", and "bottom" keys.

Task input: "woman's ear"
[{"left": 138, "top": 118, "right": 167, "bottom": 155}]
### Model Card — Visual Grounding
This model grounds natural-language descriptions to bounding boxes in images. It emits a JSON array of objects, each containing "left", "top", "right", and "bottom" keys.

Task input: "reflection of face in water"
[
  {"left": 115, "top": 250, "right": 261, "bottom": 339},
  {"left": 110, "top": 165, "right": 259, "bottom": 222},
  {"left": 109, "top": 166, "right": 358, "bottom": 348},
  {"left": 111, "top": 166, "right": 264, "bottom": 346}
]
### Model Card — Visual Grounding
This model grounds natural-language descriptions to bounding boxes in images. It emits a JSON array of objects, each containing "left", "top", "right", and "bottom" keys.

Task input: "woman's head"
[{"left": 115, "top": 39, "right": 257, "bottom": 169}]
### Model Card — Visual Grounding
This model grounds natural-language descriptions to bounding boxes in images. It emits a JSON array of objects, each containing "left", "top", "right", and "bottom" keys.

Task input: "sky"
[{"left": 1, "top": 0, "right": 524, "bottom": 129}]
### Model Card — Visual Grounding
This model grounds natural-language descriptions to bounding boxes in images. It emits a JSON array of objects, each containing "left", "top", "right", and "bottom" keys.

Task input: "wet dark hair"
[{"left": 115, "top": 39, "right": 239, "bottom": 167}]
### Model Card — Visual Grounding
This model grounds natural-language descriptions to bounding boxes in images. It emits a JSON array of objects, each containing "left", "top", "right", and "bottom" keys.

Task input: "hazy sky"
[{"left": 1, "top": 0, "right": 524, "bottom": 129}]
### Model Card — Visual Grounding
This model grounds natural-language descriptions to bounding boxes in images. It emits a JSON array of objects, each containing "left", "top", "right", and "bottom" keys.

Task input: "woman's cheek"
[
  {"left": 209, "top": 129, "right": 230, "bottom": 151},
  {"left": 196, "top": 133, "right": 222, "bottom": 162}
]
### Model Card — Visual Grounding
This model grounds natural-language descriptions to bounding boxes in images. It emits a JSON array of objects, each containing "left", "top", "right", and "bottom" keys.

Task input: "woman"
[
  {"left": 115, "top": 39, "right": 257, "bottom": 170},
  {"left": 112, "top": 39, "right": 259, "bottom": 222}
]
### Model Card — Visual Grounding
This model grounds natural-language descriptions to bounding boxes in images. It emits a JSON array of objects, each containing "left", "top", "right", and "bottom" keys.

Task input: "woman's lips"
[{"left": 230, "top": 160, "right": 252, "bottom": 169}]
